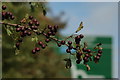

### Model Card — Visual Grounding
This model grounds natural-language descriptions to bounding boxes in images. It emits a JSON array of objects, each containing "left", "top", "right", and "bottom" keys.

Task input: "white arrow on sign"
[{"left": 71, "top": 62, "right": 105, "bottom": 78}]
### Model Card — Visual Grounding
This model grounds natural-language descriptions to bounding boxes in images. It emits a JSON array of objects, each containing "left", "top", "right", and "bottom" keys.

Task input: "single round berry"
[
  {"left": 35, "top": 47, "right": 40, "bottom": 52},
  {"left": 16, "top": 42, "right": 20, "bottom": 49},
  {"left": 68, "top": 41, "right": 72, "bottom": 45},
  {"left": 96, "top": 56, "right": 100, "bottom": 60},
  {"left": 20, "top": 32, "right": 25, "bottom": 37},
  {"left": 60, "top": 40, "right": 65, "bottom": 45},
  {"left": 98, "top": 50, "right": 102, "bottom": 53},
  {"left": 10, "top": 16, "right": 15, "bottom": 20},
  {"left": 38, "top": 41, "right": 43, "bottom": 45},
  {"left": 75, "top": 35, "right": 80, "bottom": 40},
  {"left": 85, "top": 54, "right": 89, "bottom": 57},
  {"left": 41, "top": 44, "right": 46, "bottom": 49},
  {"left": 48, "top": 25, "right": 52, "bottom": 29},
  {"left": 86, "top": 49, "right": 91, "bottom": 53},
  {"left": 47, "top": 31, "right": 52, "bottom": 35},
  {"left": 33, "top": 19, "right": 37, "bottom": 23},
  {"left": 2, "top": 5, "right": 7, "bottom": 10},
  {"left": 66, "top": 49, "right": 71, "bottom": 53},
  {"left": 34, "top": 26, "right": 38, "bottom": 30},
  {"left": 27, "top": 32, "right": 31, "bottom": 36},
  {"left": 32, "top": 49, "right": 36, "bottom": 54},
  {"left": 68, "top": 46, "right": 73, "bottom": 50},
  {"left": 35, "top": 21, "right": 39, "bottom": 26},
  {"left": 23, "top": 30, "right": 28, "bottom": 34},
  {"left": 79, "top": 34, "right": 84, "bottom": 38},
  {"left": 16, "top": 28, "right": 21, "bottom": 32},
  {"left": 57, "top": 43, "right": 61, "bottom": 47},
  {"left": 82, "top": 48, "right": 87, "bottom": 52},
  {"left": 97, "top": 53, "right": 101, "bottom": 57},
  {"left": 83, "top": 57, "right": 88, "bottom": 62},
  {"left": 45, "top": 39, "right": 50, "bottom": 43},
  {"left": 29, "top": 16, "right": 33, "bottom": 19},
  {"left": 29, "top": 21, "right": 33, "bottom": 26}
]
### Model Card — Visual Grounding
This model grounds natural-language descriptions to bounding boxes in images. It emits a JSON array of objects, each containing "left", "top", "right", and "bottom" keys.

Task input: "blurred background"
[{"left": 1, "top": 2, "right": 118, "bottom": 78}]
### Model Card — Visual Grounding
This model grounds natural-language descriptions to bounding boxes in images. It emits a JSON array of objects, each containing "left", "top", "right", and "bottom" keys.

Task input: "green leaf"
[
  {"left": 6, "top": 28, "right": 12, "bottom": 36},
  {"left": 31, "top": 36, "right": 38, "bottom": 42}
]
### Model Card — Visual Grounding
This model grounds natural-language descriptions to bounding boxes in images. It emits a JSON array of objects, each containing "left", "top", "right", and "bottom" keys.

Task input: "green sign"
[{"left": 71, "top": 36, "right": 112, "bottom": 78}]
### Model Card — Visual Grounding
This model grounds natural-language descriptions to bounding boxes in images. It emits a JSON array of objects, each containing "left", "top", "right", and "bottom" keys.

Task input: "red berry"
[
  {"left": 97, "top": 53, "right": 101, "bottom": 57},
  {"left": 10, "top": 16, "right": 15, "bottom": 20},
  {"left": 41, "top": 44, "right": 46, "bottom": 49},
  {"left": 27, "top": 32, "right": 31, "bottom": 36},
  {"left": 57, "top": 43, "right": 61, "bottom": 47},
  {"left": 32, "top": 49, "right": 36, "bottom": 54},
  {"left": 60, "top": 40, "right": 65, "bottom": 45},
  {"left": 16, "top": 42, "right": 20, "bottom": 49},
  {"left": 33, "top": 19, "right": 37, "bottom": 23},
  {"left": 29, "top": 21, "right": 33, "bottom": 26},
  {"left": 35, "top": 21, "right": 39, "bottom": 26},
  {"left": 98, "top": 50, "right": 102, "bottom": 53},
  {"left": 66, "top": 49, "right": 71, "bottom": 53},
  {"left": 48, "top": 25, "right": 52, "bottom": 29},
  {"left": 2, "top": 5, "right": 6, "bottom": 10},
  {"left": 79, "top": 34, "right": 84, "bottom": 38},
  {"left": 68, "top": 46, "right": 73, "bottom": 50},
  {"left": 86, "top": 49, "right": 91, "bottom": 53},
  {"left": 47, "top": 31, "right": 52, "bottom": 35},
  {"left": 82, "top": 48, "right": 87, "bottom": 52},
  {"left": 35, "top": 47, "right": 40, "bottom": 51},
  {"left": 45, "top": 39, "right": 50, "bottom": 43},
  {"left": 68, "top": 41, "right": 72, "bottom": 45},
  {"left": 85, "top": 54, "right": 89, "bottom": 57},
  {"left": 54, "top": 25, "right": 58, "bottom": 29},
  {"left": 38, "top": 41, "right": 43, "bottom": 45},
  {"left": 29, "top": 16, "right": 33, "bottom": 19},
  {"left": 16, "top": 28, "right": 21, "bottom": 32},
  {"left": 96, "top": 56, "right": 100, "bottom": 60}
]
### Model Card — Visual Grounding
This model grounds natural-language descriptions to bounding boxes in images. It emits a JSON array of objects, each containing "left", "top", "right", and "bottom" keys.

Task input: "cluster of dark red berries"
[
  {"left": 1, "top": 5, "right": 103, "bottom": 70},
  {"left": 2, "top": 5, "right": 15, "bottom": 20}
]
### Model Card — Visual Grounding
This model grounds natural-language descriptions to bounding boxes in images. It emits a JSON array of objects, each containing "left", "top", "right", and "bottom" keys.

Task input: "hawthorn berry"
[
  {"left": 85, "top": 54, "right": 89, "bottom": 57},
  {"left": 68, "top": 41, "right": 72, "bottom": 45},
  {"left": 68, "top": 46, "right": 73, "bottom": 50},
  {"left": 98, "top": 50, "right": 102, "bottom": 53},
  {"left": 35, "top": 21, "right": 39, "bottom": 26},
  {"left": 38, "top": 41, "right": 43, "bottom": 45},
  {"left": 41, "top": 44, "right": 46, "bottom": 49},
  {"left": 60, "top": 40, "right": 65, "bottom": 45},
  {"left": 27, "top": 32, "right": 31, "bottom": 36},
  {"left": 86, "top": 49, "right": 91, "bottom": 53},
  {"left": 32, "top": 49, "right": 36, "bottom": 54},
  {"left": 29, "top": 16, "right": 33, "bottom": 19},
  {"left": 97, "top": 53, "right": 101, "bottom": 57},
  {"left": 57, "top": 43, "right": 61, "bottom": 47},
  {"left": 35, "top": 47, "right": 40, "bottom": 52},
  {"left": 45, "top": 39, "right": 50, "bottom": 43},
  {"left": 2, "top": 5, "right": 7, "bottom": 10},
  {"left": 48, "top": 25, "right": 52, "bottom": 29},
  {"left": 16, "top": 42, "right": 20, "bottom": 49},
  {"left": 79, "top": 34, "right": 84, "bottom": 38},
  {"left": 83, "top": 57, "right": 89, "bottom": 62},
  {"left": 33, "top": 19, "right": 37, "bottom": 23},
  {"left": 16, "top": 28, "right": 21, "bottom": 32},
  {"left": 82, "top": 48, "right": 87, "bottom": 52},
  {"left": 29, "top": 21, "right": 33, "bottom": 26},
  {"left": 10, "top": 16, "right": 15, "bottom": 20},
  {"left": 66, "top": 49, "right": 71, "bottom": 53}
]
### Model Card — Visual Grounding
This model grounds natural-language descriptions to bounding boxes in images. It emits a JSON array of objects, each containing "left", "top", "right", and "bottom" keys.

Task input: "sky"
[{"left": 47, "top": 2, "right": 118, "bottom": 78}]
